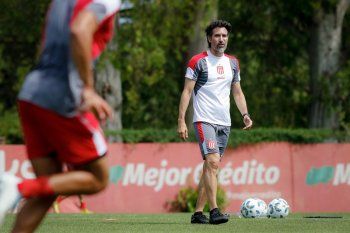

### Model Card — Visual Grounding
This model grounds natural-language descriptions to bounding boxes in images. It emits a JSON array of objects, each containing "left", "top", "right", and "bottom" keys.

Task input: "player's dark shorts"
[
  {"left": 18, "top": 100, "right": 108, "bottom": 165},
  {"left": 193, "top": 121, "right": 230, "bottom": 160}
]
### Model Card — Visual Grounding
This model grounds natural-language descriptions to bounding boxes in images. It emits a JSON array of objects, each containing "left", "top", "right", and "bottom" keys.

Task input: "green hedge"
[
  {"left": 0, "top": 110, "right": 23, "bottom": 144},
  {"left": 106, "top": 128, "right": 346, "bottom": 147},
  {"left": 0, "top": 110, "right": 348, "bottom": 145}
]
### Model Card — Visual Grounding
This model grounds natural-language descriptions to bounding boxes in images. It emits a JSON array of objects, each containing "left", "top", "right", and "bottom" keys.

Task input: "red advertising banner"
[
  {"left": 292, "top": 144, "right": 350, "bottom": 212},
  {"left": 0, "top": 143, "right": 349, "bottom": 213}
]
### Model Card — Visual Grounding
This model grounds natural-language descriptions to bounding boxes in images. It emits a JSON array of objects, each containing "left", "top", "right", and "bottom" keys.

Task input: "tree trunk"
[
  {"left": 95, "top": 61, "right": 123, "bottom": 142},
  {"left": 308, "top": 0, "right": 350, "bottom": 129},
  {"left": 185, "top": 0, "right": 218, "bottom": 127}
]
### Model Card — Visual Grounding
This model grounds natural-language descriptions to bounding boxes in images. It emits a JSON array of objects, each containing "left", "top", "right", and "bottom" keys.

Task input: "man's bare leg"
[
  {"left": 203, "top": 153, "right": 220, "bottom": 210},
  {"left": 194, "top": 164, "right": 207, "bottom": 212},
  {"left": 202, "top": 153, "right": 228, "bottom": 224}
]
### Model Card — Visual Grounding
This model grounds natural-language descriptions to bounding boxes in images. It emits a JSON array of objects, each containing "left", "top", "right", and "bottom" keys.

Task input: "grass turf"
[{"left": 2, "top": 213, "right": 350, "bottom": 233}]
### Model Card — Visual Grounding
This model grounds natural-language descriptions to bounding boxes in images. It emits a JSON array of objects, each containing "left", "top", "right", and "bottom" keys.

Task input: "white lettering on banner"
[
  {"left": 333, "top": 163, "right": 350, "bottom": 185},
  {"left": 265, "top": 166, "right": 280, "bottom": 184},
  {"left": 219, "top": 160, "right": 280, "bottom": 185},
  {"left": 144, "top": 168, "right": 158, "bottom": 186},
  {"left": 232, "top": 161, "right": 248, "bottom": 184},
  {"left": 122, "top": 160, "right": 193, "bottom": 192},
  {"left": 0, "top": 150, "right": 35, "bottom": 179},
  {"left": 166, "top": 168, "right": 180, "bottom": 186},
  {"left": 218, "top": 162, "right": 233, "bottom": 185},
  {"left": 122, "top": 163, "right": 145, "bottom": 186},
  {"left": 122, "top": 159, "right": 280, "bottom": 191}
]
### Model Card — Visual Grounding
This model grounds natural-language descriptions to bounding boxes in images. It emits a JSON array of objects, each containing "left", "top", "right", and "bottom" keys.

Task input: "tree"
[
  {"left": 219, "top": 0, "right": 312, "bottom": 127},
  {"left": 308, "top": 0, "right": 350, "bottom": 128},
  {"left": 219, "top": 0, "right": 350, "bottom": 129},
  {"left": 0, "top": 0, "right": 50, "bottom": 111}
]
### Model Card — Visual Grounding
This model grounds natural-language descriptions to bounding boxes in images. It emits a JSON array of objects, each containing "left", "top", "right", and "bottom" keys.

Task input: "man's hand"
[
  {"left": 243, "top": 115, "right": 253, "bottom": 130},
  {"left": 80, "top": 88, "right": 113, "bottom": 121},
  {"left": 177, "top": 119, "right": 188, "bottom": 140}
]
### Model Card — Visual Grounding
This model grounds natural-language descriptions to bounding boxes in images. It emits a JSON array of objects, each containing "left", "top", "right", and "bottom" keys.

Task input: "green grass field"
[{"left": 2, "top": 213, "right": 350, "bottom": 233}]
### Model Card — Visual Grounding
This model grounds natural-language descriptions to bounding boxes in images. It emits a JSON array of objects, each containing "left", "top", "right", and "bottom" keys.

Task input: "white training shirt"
[{"left": 185, "top": 50, "right": 241, "bottom": 126}]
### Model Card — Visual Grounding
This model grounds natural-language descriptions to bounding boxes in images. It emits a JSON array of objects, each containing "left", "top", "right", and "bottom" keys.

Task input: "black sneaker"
[
  {"left": 191, "top": 212, "right": 209, "bottom": 224},
  {"left": 209, "top": 208, "right": 229, "bottom": 224}
]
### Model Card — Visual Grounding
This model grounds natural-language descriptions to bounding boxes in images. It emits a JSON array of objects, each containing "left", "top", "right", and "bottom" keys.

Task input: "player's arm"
[
  {"left": 232, "top": 82, "right": 253, "bottom": 130},
  {"left": 70, "top": 10, "right": 112, "bottom": 120},
  {"left": 177, "top": 79, "right": 196, "bottom": 140}
]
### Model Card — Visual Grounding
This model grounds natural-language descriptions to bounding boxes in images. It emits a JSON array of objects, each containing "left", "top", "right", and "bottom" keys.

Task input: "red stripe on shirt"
[
  {"left": 70, "top": 0, "right": 92, "bottom": 25},
  {"left": 188, "top": 51, "right": 208, "bottom": 70},
  {"left": 225, "top": 53, "right": 240, "bottom": 71},
  {"left": 92, "top": 13, "right": 116, "bottom": 59}
]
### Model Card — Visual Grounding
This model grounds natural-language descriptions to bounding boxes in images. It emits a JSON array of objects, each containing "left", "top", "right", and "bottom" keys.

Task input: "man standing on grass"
[
  {"left": 0, "top": 0, "right": 121, "bottom": 232},
  {"left": 177, "top": 20, "right": 253, "bottom": 224}
]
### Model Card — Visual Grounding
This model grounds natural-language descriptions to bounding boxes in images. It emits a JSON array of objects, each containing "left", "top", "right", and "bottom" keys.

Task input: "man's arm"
[
  {"left": 177, "top": 79, "right": 196, "bottom": 140},
  {"left": 70, "top": 10, "right": 112, "bottom": 120},
  {"left": 232, "top": 82, "right": 253, "bottom": 130}
]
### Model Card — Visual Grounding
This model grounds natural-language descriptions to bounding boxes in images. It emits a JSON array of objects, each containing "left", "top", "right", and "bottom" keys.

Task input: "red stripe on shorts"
[{"left": 196, "top": 122, "right": 205, "bottom": 143}]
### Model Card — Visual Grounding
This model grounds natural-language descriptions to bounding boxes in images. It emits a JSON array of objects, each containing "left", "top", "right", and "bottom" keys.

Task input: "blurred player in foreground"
[
  {"left": 0, "top": 0, "right": 121, "bottom": 232},
  {"left": 177, "top": 20, "right": 253, "bottom": 224}
]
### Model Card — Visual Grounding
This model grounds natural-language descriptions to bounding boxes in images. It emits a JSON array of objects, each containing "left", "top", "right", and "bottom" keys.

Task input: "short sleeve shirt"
[{"left": 185, "top": 50, "right": 241, "bottom": 126}]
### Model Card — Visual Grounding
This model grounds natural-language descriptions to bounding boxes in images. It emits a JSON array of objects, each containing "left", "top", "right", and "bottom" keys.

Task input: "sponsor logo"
[
  {"left": 218, "top": 160, "right": 280, "bottom": 186},
  {"left": 1, "top": 150, "right": 281, "bottom": 192},
  {"left": 306, "top": 163, "right": 350, "bottom": 186},
  {"left": 109, "top": 165, "right": 125, "bottom": 184},
  {"left": 207, "top": 140, "right": 215, "bottom": 149},
  {"left": 118, "top": 159, "right": 280, "bottom": 192},
  {"left": 217, "top": 65, "right": 224, "bottom": 75}
]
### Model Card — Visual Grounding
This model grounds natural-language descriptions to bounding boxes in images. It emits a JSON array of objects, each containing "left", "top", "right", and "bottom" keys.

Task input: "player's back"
[
  {"left": 18, "top": 0, "right": 79, "bottom": 116},
  {"left": 37, "top": 0, "right": 74, "bottom": 72},
  {"left": 18, "top": 0, "right": 120, "bottom": 117}
]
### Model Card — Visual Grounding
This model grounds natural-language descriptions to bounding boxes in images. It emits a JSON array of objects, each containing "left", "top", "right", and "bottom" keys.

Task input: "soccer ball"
[
  {"left": 267, "top": 198, "right": 290, "bottom": 218},
  {"left": 240, "top": 198, "right": 268, "bottom": 218}
]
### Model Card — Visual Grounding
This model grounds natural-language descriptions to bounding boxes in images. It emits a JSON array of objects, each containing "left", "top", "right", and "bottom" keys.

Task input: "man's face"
[{"left": 208, "top": 27, "right": 228, "bottom": 54}]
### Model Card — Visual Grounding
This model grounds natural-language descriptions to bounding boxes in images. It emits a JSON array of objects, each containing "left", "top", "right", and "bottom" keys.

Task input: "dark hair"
[{"left": 205, "top": 20, "right": 232, "bottom": 48}]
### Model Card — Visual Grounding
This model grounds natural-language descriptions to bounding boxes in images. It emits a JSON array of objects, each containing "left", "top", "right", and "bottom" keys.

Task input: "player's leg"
[
  {"left": 191, "top": 168, "right": 210, "bottom": 224},
  {"left": 194, "top": 170, "right": 207, "bottom": 212},
  {"left": 206, "top": 124, "right": 231, "bottom": 224},
  {"left": 11, "top": 156, "right": 62, "bottom": 233},
  {"left": 193, "top": 122, "right": 220, "bottom": 210},
  {"left": 53, "top": 157, "right": 108, "bottom": 195},
  {"left": 10, "top": 156, "right": 107, "bottom": 233},
  {"left": 205, "top": 124, "right": 230, "bottom": 208},
  {"left": 203, "top": 153, "right": 220, "bottom": 210},
  {"left": 77, "top": 195, "right": 92, "bottom": 213},
  {"left": 194, "top": 122, "right": 229, "bottom": 224},
  {"left": 191, "top": 122, "right": 219, "bottom": 224},
  {"left": 52, "top": 195, "right": 65, "bottom": 213},
  {"left": 17, "top": 156, "right": 108, "bottom": 197}
]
